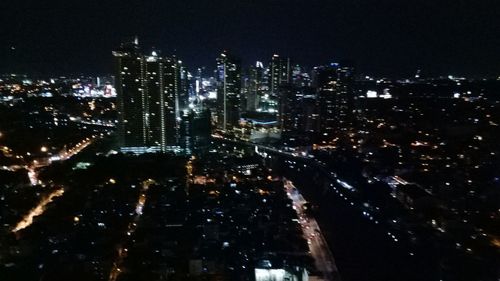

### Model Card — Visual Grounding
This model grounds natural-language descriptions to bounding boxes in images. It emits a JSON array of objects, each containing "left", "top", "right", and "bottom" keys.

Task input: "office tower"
[
  {"left": 113, "top": 39, "right": 147, "bottom": 149},
  {"left": 113, "top": 39, "right": 181, "bottom": 153},
  {"left": 178, "top": 61, "right": 190, "bottom": 111},
  {"left": 179, "top": 108, "right": 211, "bottom": 152},
  {"left": 154, "top": 54, "right": 181, "bottom": 149},
  {"left": 280, "top": 86, "right": 318, "bottom": 134},
  {"left": 313, "top": 63, "right": 355, "bottom": 138},
  {"left": 260, "top": 54, "right": 290, "bottom": 116},
  {"left": 144, "top": 51, "right": 162, "bottom": 148},
  {"left": 269, "top": 54, "right": 291, "bottom": 94},
  {"left": 246, "top": 61, "right": 265, "bottom": 112},
  {"left": 143, "top": 51, "right": 181, "bottom": 151},
  {"left": 302, "top": 93, "right": 320, "bottom": 134},
  {"left": 216, "top": 51, "right": 241, "bottom": 131},
  {"left": 179, "top": 109, "right": 192, "bottom": 154},
  {"left": 279, "top": 85, "right": 301, "bottom": 132}
]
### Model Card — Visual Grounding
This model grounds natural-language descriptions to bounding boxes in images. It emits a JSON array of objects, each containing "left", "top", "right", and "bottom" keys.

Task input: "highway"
[{"left": 285, "top": 179, "right": 341, "bottom": 281}]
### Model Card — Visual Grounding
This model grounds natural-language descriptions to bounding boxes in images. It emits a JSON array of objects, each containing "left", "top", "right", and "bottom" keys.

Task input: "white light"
[
  {"left": 366, "top": 90, "right": 377, "bottom": 98},
  {"left": 208, "top": 91, "right": 217, "bottom": 99}
]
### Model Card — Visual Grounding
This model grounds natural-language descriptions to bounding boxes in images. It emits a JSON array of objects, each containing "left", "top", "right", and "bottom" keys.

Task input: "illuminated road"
[
  {"left": 284, "top": 179, "right": 340, "bottom": 281},
  {"left": 27, "top": 136, "right": 97, "bottom": 185},
  {"left": 108, "top": 179, "right": 154, "bottom": 281},
  {"left": 11, "top": 136, "right": 98, "bottom": 233},
  {"left": 11, "top": 188, "right": 65, "bottom": 233},
  {"left": 55, "top": 136, "right": 97, "bottom": 162}
]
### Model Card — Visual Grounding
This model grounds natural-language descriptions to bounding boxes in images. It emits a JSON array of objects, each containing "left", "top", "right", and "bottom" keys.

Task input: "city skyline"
[
  {"left": 1, "top": 0, "right": 500, "bottom": 77},
  {"left": 1, "top": 2, "right": 499, "bottom": 281}
]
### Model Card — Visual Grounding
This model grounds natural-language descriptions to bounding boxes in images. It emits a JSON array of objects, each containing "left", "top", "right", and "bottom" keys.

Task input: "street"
[{"left": 284, "top": 179, "right": 341, "bottom": 281}]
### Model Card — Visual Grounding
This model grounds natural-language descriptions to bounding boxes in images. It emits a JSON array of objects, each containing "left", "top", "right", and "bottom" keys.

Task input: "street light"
[{"left": 41, "top": 146, "right": 48, "bottom": 153}]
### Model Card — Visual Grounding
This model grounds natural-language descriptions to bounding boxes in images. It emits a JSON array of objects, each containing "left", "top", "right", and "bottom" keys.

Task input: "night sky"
[{"left": 1, "top": 0, "right": 499, "bottom": 77}]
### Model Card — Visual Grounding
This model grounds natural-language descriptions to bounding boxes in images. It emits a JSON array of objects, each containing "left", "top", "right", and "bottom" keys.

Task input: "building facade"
[
  {"left": 114, "top": 39, "right": 183, "bottom": 153},
  {"left": 313, "top": 63, "right": 354, "bottom": 139},
  {"left": 216, "top": 51, "right": 241, "bottom": 132}
]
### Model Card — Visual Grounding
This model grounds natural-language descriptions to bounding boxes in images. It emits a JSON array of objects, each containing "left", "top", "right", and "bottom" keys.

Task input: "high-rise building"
[
  {"left": 246, "top": 61, "right": 265, "bottom": 112},
  {"left": 179, "top": 108, "right": 211, "bottom": 153},
  {"left": 279, "top": 86, "right": 318, "bottom": 134},
  {"left": 113, "top": 39, "right": 148, "bottom": 150},
  {"left": 259, "top": 54, "right": 290, "bottom": 116},
  {"left": 216, "top": 51, "right": 241, "bottom": 132},
  {"left": 113, "top": 39, "right": 182, "bottom": 153},
  {"left": 269, "top": 54, "right": 291, "bottom": 94},
  {"left": 178, "top": 61, "right": 190, "bottom": 111},
  {"left": 313, "top": 62, "right": 355, "bottom": 139}
]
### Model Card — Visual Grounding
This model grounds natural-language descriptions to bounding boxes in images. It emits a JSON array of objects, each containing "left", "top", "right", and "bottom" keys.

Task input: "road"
[
  {"left": 11, "top": 136, "right": 98, "bottom": 234},
  {"left": 27, "top": 135, "right": 98, "bottom": 185},
  {"left": 11, "top": 187, "right": 65, "bottom": 233},
  {"left": 213, "top": 135, "right": 343, "bottom": 280},
  {"left": 284, "top": 179, "right": 341, "bottom": 281}
]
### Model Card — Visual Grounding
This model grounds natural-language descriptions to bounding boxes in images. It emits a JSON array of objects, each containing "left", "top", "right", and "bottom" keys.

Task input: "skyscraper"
[
  {"left": 313, "top": 63, "right": 355, "bottom": 139},
  {"left": 261, "top": 54, "right": 290, "bottom": 116},
  {"left": 246, "top": 61, "right": 265, "bottom": 112},
  {"left": 178, "top": 61, "right": 190, "bottom": 112},
  {"left": 216, "top": 51, "right": 241, "bottom": 132},
  {"left": 280, "top": 86, "right": 318, "bottom": 134},
  {"left": 146, "top": 52, "right": 180, "bottom": 150},
  {"left": 269, "top": 54, "right": 291, "bottom": 94},
  {"left": 113, "top": 39, "right": 147, "bottom": 150},
  {"left": 114, "top": 39, "right": 181, "bottom": 153}
]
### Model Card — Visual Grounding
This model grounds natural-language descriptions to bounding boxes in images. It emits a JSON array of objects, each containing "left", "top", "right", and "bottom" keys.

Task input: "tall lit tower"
[
  {"left": 216, "top": 51, "right": 241, "bottom": 131},
  {"left": 113, "top": 39, "right": 147, "bottom": 149},
  {"left": 314, "top": 62, "right": 354, "bottom": 138},
  {"left": 114, "top": 39, "right": 181, "bottom": 153},
  {"left": 246, "top": 61, "right": 265, "bottom": 111},
  {"left": 269, "top": 54, "right": 291, "bottom": 94},
  {"left": 262, "top": 54, "right": 290, "bottom": 116},
  {"left": 144, "top": 51, "right": 179, "bottom": 150}
]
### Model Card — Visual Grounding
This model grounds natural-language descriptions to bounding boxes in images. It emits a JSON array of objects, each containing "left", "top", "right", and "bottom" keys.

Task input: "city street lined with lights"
[
  {"left": 285, "top": 179, "right": 340, "bottom": 281},
  {"left": 11, "top": 187, "right": 65, "bottom": 233}
]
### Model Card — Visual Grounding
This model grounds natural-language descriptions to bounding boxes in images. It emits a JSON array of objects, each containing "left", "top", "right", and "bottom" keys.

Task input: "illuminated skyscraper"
[
  {"left": 280, "top": 86, "right": 318, "bottom": 134},
  {"left": 145, "top": 52, "right": 180, "bottom": 150},
  {"left": 261, "top": 54, "right": 290, "bottom": 116},
  {"left": 178, "top": 61, "right": 190, "bottom": 112},
  {"left": 114, "top": 39, "right": 181, "bottom": 153},
  {"left": 313, "top": 63, "right": 354, "bottom": 138},
  {"left": 246, "top": 61, "right": 265, "bottom": 112},
  {"left": 113, "top": 39, "right": 147, "bottom": 149},
  {"left": 216, "top": 51, "right": 241, "bottom": 131},
  {"left": 269, "top": 54, "right": 291, "bottom": 94}
]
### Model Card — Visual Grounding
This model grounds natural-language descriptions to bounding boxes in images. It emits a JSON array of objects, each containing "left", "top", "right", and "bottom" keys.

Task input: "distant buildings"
[{"left": 114, "top": 41, "right": 357, "bottom": 148}]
